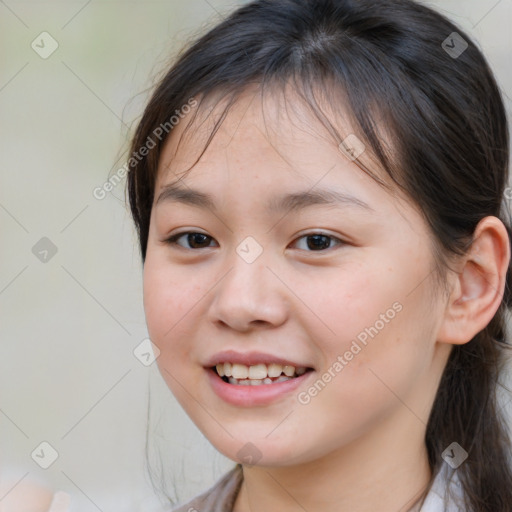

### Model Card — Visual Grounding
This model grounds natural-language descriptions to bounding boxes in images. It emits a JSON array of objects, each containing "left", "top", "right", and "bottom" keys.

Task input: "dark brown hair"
[{"left": 126, "top": 0, "right": 512, "bottom": 509}]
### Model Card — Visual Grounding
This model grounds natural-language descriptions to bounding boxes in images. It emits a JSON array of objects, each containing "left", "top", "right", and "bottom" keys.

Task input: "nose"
[{"left": 207, "top": 249, "right": 289, "bottom": 332}]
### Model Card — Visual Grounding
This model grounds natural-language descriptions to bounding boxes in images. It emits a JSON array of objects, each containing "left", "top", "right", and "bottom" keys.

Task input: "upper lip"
[{"left": 204, "top": 350, "right": 314, "bottom": 369}]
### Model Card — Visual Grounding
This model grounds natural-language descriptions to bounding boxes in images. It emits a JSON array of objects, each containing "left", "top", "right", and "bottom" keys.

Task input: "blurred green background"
[{"left": 0, "top": 1, "right": 510, "bottom": 511}]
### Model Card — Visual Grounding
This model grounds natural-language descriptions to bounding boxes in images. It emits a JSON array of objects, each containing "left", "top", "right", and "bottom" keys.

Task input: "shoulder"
[
  {"left": 420, "top": 465, "right": 465, "bottom": 512},
  {"left": 171, "top": 464, "right": 243, "bottom": 512}
]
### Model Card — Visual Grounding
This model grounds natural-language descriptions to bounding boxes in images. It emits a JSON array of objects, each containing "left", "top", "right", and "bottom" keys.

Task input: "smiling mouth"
[{"left": 212, "top": 362, "right": 314, "bottom": 385}]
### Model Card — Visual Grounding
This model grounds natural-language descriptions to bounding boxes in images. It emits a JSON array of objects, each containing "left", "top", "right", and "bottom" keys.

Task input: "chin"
[{"left": 207, "top": 434, "right": 309, "bottom": 468}]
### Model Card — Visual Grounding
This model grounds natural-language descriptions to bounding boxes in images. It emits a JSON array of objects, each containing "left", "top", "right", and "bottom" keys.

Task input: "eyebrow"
[{"left": 155, "top": 182, "right": 375, "bottom": 214}]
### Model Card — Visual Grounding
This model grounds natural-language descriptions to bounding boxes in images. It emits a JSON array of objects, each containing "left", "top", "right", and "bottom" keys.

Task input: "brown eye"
[
  {"left": 164, "top": 231, "right": 216, "bottom": 249},
  {"left": 292, "top": 233, "right": 344, "bottom": 252}
]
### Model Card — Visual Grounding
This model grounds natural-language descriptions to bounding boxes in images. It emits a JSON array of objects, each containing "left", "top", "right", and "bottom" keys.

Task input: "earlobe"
[{"left": 437, "top": 216, "right": 510, "bottom": 346}]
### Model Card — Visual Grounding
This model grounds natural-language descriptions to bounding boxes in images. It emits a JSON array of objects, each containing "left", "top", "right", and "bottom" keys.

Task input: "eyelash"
[{"left": 162, "top": 231, "right": 345, "bottom": 252}]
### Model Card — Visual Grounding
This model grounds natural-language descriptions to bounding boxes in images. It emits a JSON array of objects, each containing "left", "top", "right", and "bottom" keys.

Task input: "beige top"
[
  {"left": 171, "top": 463, "right": 464, "bottom": 512},
  {"left": 171, "top": 464, "right": 243, "bottom": 512}
]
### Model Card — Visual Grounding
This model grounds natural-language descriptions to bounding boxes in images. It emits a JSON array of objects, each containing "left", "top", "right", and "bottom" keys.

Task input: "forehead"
[{"left": 155, "top": 83, "right": 396, "bottom": 201}]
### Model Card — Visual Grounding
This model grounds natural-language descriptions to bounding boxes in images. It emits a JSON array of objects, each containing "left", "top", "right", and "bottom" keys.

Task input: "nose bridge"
[{"left": 208, "top": 237, "right": 287, "bottom": 330}]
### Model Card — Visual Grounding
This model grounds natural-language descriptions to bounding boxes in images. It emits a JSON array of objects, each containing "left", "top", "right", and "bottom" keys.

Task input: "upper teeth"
[{"left": 216, "top": 362, "right": 307, "bottom": 379}]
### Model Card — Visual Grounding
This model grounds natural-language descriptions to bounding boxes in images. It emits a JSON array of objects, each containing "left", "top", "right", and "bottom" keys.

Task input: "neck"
[{"left": 233, "top": 411, "right": 432, "bottom": 512}]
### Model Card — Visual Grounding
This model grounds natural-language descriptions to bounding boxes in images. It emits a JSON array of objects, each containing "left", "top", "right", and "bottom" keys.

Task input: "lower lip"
[{"left": 206, "top": 367, "right": 314, "bottom": 407}]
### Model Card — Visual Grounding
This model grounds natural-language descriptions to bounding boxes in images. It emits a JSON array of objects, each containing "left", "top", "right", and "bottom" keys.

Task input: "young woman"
[{"left": 126, "top": 0, "right": 512, "bottom": 510}]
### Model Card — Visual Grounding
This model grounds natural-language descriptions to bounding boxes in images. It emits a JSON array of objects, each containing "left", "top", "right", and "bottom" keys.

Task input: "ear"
[{"left": 437, "top": 216, "right": 510, "bottom": 345}]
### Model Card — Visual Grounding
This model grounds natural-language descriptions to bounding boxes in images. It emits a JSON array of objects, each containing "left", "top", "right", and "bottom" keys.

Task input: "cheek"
[
  {"left": 143, "top": 259, "right": 209, "bottom": 408},
  {"left": 293, "top": 262, "right": 399, "bottom": 351},
  {"left": 142, "top": 257, "right": 204, "bottom": 356},
  {"left": 299, "top": 261, "right": 432, "bottom": 391}
]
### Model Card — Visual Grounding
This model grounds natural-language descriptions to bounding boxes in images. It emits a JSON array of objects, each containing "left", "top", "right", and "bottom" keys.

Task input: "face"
[{"left": 143, "top": 86, "right": 449, "bottom": 468}]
